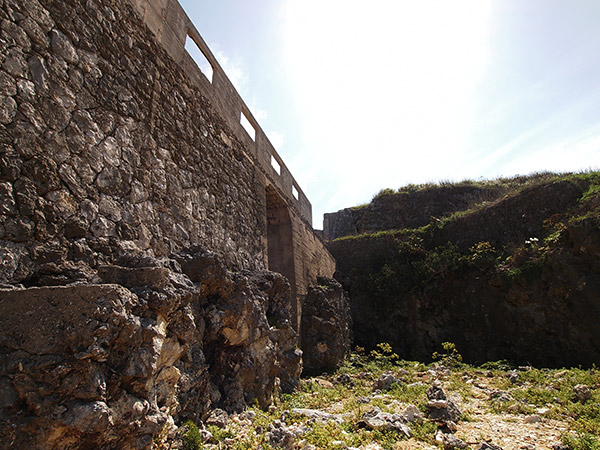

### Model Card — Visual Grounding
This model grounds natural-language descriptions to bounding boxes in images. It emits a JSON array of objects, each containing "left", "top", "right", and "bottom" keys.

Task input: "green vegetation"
[
  {"left": 175, "top": 344, "right": 599, "bottom": 449},
  {"left": 432, "top": 341, "right": 463, "bottom": 367},
  {"left": 180, "top": 420, "right": 204, "bottom": 450},
  {"left": 562, "top": 433, "right": 600, "bottom": 450},
  {"left": 368, "top": 171, "right": 574, "bottom": 201},
  {"left": 331, "top": 170, "right": 600, "bottom": 316}
]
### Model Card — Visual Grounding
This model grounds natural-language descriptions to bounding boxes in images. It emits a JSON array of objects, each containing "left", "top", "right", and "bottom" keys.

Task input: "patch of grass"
[
  {"left": 301, "top": 421, "right": 351, "bottom": 449},
  {"left": 506, "top": 257, "right": 546, "bottom": 284},
  {"left": 207, "top": 424, "right": 236, "bottom": 441},
  {"left": 410, "top": 420, "right": 439, "bottom": 444},
  {"left": 562, "top": 432, "right": 600, "bottom": 450},
  {"left": 173, "top": 348, "right": 600, "bottom": 449},
  {"left": 373, "top": 188, "right": 397, "bottom": 199},
  {"left": 180, "top": 420, "right": 204, "bottom": 450},
  {"left": 387, "top": 383, "right": 429, "bottom": 411},
  {"left": 581, "top": 184, "right": 600, "bottom": 203}
]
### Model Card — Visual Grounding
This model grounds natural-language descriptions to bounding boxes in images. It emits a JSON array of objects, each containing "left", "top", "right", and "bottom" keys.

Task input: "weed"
[
  {"left": 562, "top": 432, "right": 600, "bottom": 450},
  {"left": 207, "top": 424, "right": 235, "bottom": 442},
  {"left": 180, "top": 420, "right": 203, "bottom": 450},
  {"left": 432, "top": 342, "right": 463, "bottom": 367},
  {"left": 369, "top": 342, "right": 399, "bottom": 368}
]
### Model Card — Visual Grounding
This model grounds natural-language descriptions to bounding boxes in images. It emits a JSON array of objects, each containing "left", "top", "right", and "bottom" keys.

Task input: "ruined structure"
[
  {"left": 0, "top": 0, "right": 344, "bottom": 447},
  {"left": 0, "top": 0, "right": 335, "bottom": 328},
  {"left": 126, "top": 0, "right": 336, "bottom": 331}
]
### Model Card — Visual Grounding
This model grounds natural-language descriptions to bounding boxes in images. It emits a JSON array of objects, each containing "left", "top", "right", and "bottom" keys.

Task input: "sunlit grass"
[{"left": 177, "top": 346, "right": 600, "bottom": 449}]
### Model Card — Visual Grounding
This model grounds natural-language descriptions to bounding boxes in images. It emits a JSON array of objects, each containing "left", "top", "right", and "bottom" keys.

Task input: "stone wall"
[
  {"left": 0, "top": 0, "right": 337, "bottom": 447},
  {"left": 1, "top": 0, "right": 264, "bottom": 281},
  {"left": 127, "top": 0, "right": 313, "bottom": 225},
  {"left": 0, "top": 0, "right": 335, "bottom": 322}
]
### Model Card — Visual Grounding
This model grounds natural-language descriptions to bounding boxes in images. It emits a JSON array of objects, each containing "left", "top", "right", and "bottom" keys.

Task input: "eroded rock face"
[
  {"left": 300, "top": 277, "right": 352, "bottom": 375},
  {"left": 0, "top": 251, "right": 301, "bottom": 449},
  {"left": 328, "top": 182, "right": 600, "bottom": 367}
]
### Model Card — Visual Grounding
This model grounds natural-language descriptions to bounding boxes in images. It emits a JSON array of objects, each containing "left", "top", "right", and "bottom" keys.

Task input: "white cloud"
[
  {"left": 213, "top": 49, "right": 248, "bottom": 95},
  {"left": 282, "top": 0, "right": 493, "bottom": 226},
  {"left": 493, "top": 126, "right": 600, "bottom": 177}
]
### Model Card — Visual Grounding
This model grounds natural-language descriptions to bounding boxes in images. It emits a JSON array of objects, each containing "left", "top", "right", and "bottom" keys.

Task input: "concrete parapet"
[{"left": 127, "top": 0, "right": 313, "bottom": 225}]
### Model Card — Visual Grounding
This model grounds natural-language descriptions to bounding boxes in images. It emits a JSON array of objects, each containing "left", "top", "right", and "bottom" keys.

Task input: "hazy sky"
[{"left": 179, "top": 0, "right": 600, "bottom": 228}]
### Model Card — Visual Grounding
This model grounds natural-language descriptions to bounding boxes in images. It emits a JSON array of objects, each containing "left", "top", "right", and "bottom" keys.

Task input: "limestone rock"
[
  {"left": 373, "top": 372, "right": 399, "bottom": 391},
  {"left": 206, "top": 408, "right": 229, "bottom": 428},
  {"left": 477, "top": 442, "right": 504, "bottom": 450},
  {"left": 300, "top": 277, "right": 352, "bottom": 375},
  {"left": 266, "top": 419, "right": 306, "bottom": 450},
  {"left": 443, "top": 433, "right": 469, "bottom": 449},
  {"left": 573, "top": 384, "right": 592, "bottom": 403},
  {"left": 360, "top": 407, "right": 412, "bottom": 437},
  {"left": 426, "top": 382, "right": 462, "bottom": 424},
  {"left": 524, "top": 414, "right": 542, "bottom": 424},
  {"left": 291, "top": 408, "right": 345, "bottom": 424},
  {"left": 0, "top": 252, "right": 302, "bottom": 448}
]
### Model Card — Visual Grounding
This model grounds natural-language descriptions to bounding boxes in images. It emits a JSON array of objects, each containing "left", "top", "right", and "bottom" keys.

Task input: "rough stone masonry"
[{"left": 0, "top": 0, "right": 350, "bottom": 447}]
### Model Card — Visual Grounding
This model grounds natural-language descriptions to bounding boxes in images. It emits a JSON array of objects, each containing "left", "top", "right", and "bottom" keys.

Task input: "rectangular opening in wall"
[
  {"left": 240, "top": 110, "right": 256, "bottom": 141},
  {"left": 185, "top": 34, "right": 214, "bottom": 82},
  {"left": 271, "top": 155, "right": 281, "bottom": 176},
  {"left": 292, "top": 184, "right": 299, "bottom": 200}
]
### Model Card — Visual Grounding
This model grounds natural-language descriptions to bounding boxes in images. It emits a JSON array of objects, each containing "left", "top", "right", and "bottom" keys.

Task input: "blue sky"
[{"left": 180, "top": 0, "right": 600, "bottom": 228}]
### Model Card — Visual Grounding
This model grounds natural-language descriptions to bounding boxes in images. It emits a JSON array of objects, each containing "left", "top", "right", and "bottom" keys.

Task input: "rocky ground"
[{"left": 159, "top": 345, "right": 600, "bottom": 450}]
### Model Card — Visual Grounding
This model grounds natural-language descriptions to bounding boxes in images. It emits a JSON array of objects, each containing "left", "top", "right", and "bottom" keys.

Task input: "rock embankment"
[
  {"left": 301, "top": 276, "right": 352, "bottom": 375},
  {"left": 327, "top": 174, "right": 600, "bottom": 367}
]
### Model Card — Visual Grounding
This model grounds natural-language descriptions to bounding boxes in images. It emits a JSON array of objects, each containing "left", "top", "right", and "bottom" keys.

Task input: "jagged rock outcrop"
[
  {"left": 300, "top": 277, "right": 352, "bottom": 375},
  {"left": 0, "top": 250, "right": 301, "bottom": 449}
]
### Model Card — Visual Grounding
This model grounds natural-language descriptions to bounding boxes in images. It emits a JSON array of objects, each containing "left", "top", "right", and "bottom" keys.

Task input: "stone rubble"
[
  {"left": 360, "top": 406, "right": 414, "bottom": 437},
  {"left": 426, "top": 381, "right": 463, "bottom": 424},
  {"left": 373, "top": 371, "right": 400, "bottom": 391}
]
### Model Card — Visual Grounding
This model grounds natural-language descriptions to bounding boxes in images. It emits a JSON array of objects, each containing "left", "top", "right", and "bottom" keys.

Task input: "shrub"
[
  {"left": 180, "top": 420, "right": 203, "bottom": 450},
  {"left": 432, "top": 342, "right": 463, "bottom": 367}
]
